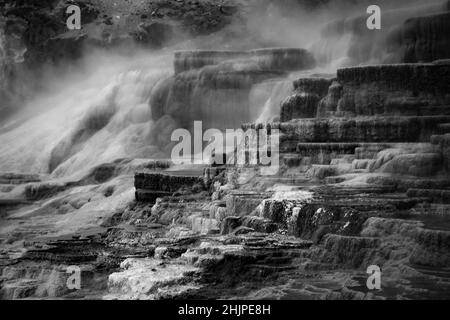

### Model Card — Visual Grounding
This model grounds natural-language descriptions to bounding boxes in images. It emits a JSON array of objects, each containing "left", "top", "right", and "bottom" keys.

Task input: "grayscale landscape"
[{"left": 0, "top": 0, "right": 449, "bottom": 300}]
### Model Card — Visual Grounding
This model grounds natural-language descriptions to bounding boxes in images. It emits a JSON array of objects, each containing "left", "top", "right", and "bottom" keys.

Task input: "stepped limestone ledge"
[
  {"left": 173, "top": 48, "right": 316, "bottom": 74},
  {"left": 279, "top": 62, "right": 450, "bottom": 122},
  {"left": 134, "top": 172, "right": 206, "bottom": 203},
  {"left": 262, "top": 117, "right": 450, "bottom": 146},
  {"left": 3, "top": 2, "right": 450, "bottom": 301},
  {"left": 105, "top": 258, "right": 201, "bottom": 300},
  {"left": 150, "top": 48, "right": 316, "bottom": 129}
]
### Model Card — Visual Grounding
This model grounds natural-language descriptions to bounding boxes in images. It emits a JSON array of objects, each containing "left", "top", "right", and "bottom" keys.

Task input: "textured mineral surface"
[{"left": 1, "top": 0, "right": 450, "bottom": 300}]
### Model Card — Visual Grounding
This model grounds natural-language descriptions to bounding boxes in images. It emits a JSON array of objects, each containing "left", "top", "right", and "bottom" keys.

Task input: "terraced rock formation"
[
  {"left": 126, "top": 57, "right": 450, "bottom": 299},
  {"left": 2, "top": 58, "right": 450, "bottom": 299},
  {"left": 150, "top": 48, "right": 315, "bottom": 130},
  {"left": 1, "top": 0, "right": 450, "bottom": 301}
]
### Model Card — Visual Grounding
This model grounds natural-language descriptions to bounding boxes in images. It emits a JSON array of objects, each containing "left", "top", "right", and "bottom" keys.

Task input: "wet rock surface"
[
  {"left": 2, "top": 55, "right": 450, "bottom": 300},
  {"left": 389, "top": 12, "right": 450, "bottom": 63}
]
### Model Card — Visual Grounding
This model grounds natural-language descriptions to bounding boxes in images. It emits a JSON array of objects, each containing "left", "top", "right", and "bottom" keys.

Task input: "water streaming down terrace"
[{"left": 150, "top": 48, "right": 316, "bottom": 130}]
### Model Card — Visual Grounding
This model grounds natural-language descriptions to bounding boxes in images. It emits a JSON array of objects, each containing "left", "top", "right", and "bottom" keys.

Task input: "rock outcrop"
[{"left": 134, "top": 171, "right": 206, "bottom": 203}]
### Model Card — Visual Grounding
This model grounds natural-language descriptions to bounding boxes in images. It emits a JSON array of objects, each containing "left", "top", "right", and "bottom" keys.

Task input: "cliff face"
[
  {"left": 335, "top": 63, "right": 450, "bottom": 116},
  {"left": 174, "top": 49, "right": 315, "bottom": 74},
  {"left": 0, "top": 0, "right": 241, "bottom": 66},
  {"left": 387, "top": 12, "right": 450, "bottom": 63}
]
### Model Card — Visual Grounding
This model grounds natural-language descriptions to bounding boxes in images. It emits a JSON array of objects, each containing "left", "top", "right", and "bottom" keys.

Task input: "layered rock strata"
[{"left": 134, "top": 171, "right": 206, "bottom": 203}]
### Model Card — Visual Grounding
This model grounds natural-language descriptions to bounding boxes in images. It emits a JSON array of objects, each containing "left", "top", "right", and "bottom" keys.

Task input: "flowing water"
[{"left": 0, "top": 52, "right": 173, "bottom": 178}]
